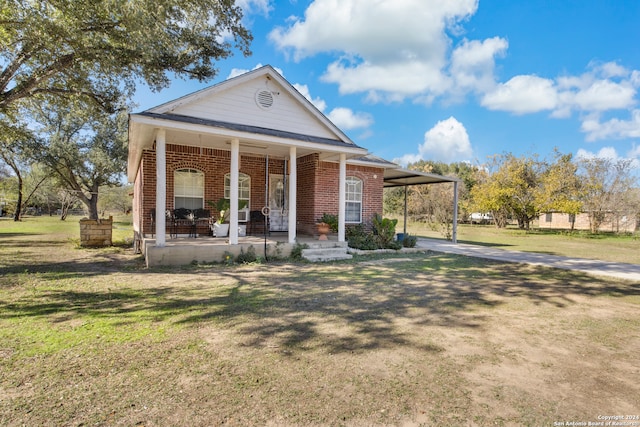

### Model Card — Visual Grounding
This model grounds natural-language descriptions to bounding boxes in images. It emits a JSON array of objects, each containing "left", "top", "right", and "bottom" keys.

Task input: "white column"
[
  {"left": 229, "top": 139, "right": 239, "bottom": 244},
  {"left": 338, "top": 153, "right": 346, "bottom": 242},
  {"left": 452, "top": 181, "right": 459, "bottom": 244},
  {"left": 288, "top": 146, "right": 297, "bottom": 243},
  {"left": 155, "top": 129, "right": 166, "bottom": 247}
]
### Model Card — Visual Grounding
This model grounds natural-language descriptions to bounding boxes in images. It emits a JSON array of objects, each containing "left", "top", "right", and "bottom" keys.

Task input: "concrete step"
[{"left": 301, "top": 246, "right": 352, "bottom": 262}]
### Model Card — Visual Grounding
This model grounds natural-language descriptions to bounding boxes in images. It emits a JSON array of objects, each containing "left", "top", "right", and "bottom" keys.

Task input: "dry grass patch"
[{"left": 1, "top": 223, "right": 639, "bottom": 426}]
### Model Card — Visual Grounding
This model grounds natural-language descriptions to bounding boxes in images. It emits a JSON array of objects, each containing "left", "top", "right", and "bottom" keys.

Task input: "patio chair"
[{"left": 247, "top": 210, "right": 270, "bottom": 235}]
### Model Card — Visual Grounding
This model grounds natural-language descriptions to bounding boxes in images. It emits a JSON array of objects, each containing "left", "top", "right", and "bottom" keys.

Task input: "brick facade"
[{"left": 136, "top": 146, "right": 384, "bottom": 237}]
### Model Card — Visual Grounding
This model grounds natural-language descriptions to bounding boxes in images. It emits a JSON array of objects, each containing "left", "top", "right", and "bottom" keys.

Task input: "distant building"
[{"left": 538, "top": 212, "right": 639, "bottom": 233}]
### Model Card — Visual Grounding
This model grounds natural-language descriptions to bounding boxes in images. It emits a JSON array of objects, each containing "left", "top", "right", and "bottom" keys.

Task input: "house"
[
  {"left": 538, "top": 212, "right": 639, "bottom": 233},
  {"left": 128, "top": 65, "right": 459, "bottom": 266}
]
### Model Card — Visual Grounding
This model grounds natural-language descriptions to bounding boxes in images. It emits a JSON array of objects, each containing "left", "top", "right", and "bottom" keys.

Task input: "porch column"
[
  {"left": 338, "top": 153, "right": 346, "bottom": 242},
  {"left": 229, "top": 138, "right": 239, "bottom": 245},
  {"left": 452, "top": 180, "right": 459, "bottom": 244},
  {"left": 155, "top": 129, "right": 166, "bottom": 247},
  {"left": 288, "top": 146, "right": 297, "bottom": 243}
]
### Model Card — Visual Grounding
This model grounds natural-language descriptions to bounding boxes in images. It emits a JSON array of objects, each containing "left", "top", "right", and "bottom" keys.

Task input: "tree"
[
  {"left": 471, "top": 153, "right": 542, "bottom": 229},
  {"left": 26, "top": 98, "right": 128, "bottom": 220},
  {"left": 535, "top": 150, "right": 582, "bottom": 230},
  {"left": 578, "top": 157, "right": 638, "bottom": 233},
  {"left": 0, "top": 0, "right": 252, "bottom": 118},
  {"left": 0, "top": 132, "right": 50, "bottom": 220}
]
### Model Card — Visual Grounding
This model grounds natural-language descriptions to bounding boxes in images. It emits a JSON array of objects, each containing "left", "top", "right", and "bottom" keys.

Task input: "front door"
[{"left": 269, "top": 174, "right": 288, "bottom": 231}]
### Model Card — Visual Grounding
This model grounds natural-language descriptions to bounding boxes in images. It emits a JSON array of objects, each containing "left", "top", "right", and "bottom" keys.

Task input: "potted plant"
[
  {"left": 316, "top": 219, "right": 331, "bottom": 240},
  {"left": 208, "top": 198, "right": 248, "bottom": 237}
]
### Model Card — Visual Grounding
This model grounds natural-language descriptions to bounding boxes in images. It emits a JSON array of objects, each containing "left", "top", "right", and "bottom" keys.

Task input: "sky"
[{"left": 134, "top": 0, "right": 640, "bottom": 168}]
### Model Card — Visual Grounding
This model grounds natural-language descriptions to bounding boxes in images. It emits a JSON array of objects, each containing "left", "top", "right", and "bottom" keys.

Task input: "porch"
[{"left": 141, "top": 232, "right": 349, "bottom": 267}]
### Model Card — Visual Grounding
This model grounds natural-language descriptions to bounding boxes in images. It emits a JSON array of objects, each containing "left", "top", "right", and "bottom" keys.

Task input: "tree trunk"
[{"left": 13, "top": 173, "right": 22, "bottom": 221}]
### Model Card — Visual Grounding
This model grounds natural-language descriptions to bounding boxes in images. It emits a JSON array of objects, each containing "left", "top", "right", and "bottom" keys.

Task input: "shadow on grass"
[{"left": 1, "top": 253, "right": 639, "bottom": 356}]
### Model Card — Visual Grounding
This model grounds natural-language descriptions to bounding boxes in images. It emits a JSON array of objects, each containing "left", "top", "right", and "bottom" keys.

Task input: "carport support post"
[
  {"left": 403, "top": 185, "right": 408, "bottom": 236},
  {"left": 155, "top": 129, "right": 166, "bottom": 247},
  {"left": 452, "top": 181, "right": 458, "bottom": 244}
]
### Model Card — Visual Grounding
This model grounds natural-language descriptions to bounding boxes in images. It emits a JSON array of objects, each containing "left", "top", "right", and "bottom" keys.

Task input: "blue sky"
[{"left": 134, "top": 0, "right": 640, "bottom": 168}]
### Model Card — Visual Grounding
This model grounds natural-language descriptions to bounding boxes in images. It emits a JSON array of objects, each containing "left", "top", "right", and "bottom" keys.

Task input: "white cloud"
[
  {"left": 395, "top": 117, "right": 473, "bottom": 165},
  {"left": 572, "top": 80, "right": 635, "bottom": 112},
  {"left": 227, "top": 63, "right": 284, "bottom": 79},
  {"left": 393, "top": 153, "right": 423, "bottom": 167},
  {"left": 627, "top": 143, "right": 640, "bottom": 159},
  {"left": 327, "top": 107, "right": 373, "bottom": 130},
  {"left": 580, "top": 109, "right": 640, "bottom": 141},
  {"left": 481, "top": 75, "right": 558, "bottom": 114},
  {"left": 576, "top": 146, "right": 621, "bottom": 161},
  {"left": 450, "top": 37, "right": 508, "bottom": 95},
  {"left": 293, "top": 83, "right": 327, "bottom": 112},
  {"left": 269, "top": 0, "right": 494, "bottom": 102},
  {"left": 236, "top": 0, "right": 272, "bottom": 16}
]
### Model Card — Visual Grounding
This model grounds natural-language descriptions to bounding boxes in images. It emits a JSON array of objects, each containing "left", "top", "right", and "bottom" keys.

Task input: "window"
[
  {"left": 174, "top": 169, "right": 204, "bottom": 209},
  {"left": 545, "top": 213, "right": 552, "bottom": 222},
  {"left": 224, "top": 173, "right": 251, "bottom": 221},
  {"left": 345, "top": 176, "right": 362, "bottom": 223}
]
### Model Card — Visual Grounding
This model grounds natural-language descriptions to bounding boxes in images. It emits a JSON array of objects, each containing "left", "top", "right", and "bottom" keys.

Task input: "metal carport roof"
[{"left": 383, "top": 167, "right": 460, "bottom": 243}]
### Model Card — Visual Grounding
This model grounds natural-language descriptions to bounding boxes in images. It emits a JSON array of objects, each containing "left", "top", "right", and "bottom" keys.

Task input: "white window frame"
[
  {"left": 224, "top": 172, "right": 251, "bottom": 222},
  {"left": 174, "top": 168, "right": 204, "bottom": 209},
  {"left": 345, "top": 176, "right": 362, "bottom": 223}
]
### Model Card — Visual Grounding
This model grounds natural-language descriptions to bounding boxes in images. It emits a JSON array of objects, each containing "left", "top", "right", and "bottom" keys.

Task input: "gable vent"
[{"left": 256, "top": 90, "right": 274, "bottom": 109}]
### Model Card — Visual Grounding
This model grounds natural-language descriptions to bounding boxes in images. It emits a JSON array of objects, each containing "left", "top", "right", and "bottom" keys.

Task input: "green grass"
[{"left": 395, "top": 219, "right": 640, "bottom": 264}]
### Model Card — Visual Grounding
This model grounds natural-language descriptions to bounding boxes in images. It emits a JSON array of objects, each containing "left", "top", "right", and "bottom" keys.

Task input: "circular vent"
[{"left": 255, "top": 90, "right": 274, "bottom": 109}]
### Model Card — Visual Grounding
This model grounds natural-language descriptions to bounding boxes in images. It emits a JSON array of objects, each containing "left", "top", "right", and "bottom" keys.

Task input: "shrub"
[
  {"left": 372, "top": 214, "right": 399, "bottom": 249},
  {"left": 290, "top": 242, "right": 309, "bottom": 261},
  {"left": 402, "top": 234, "right": 418, "bottom": 248},
  {"left": 236, "top": 246, "right": 258, "bottom": 264},
  {"left": 346, "top": 224, "right": 378, "bottom": 250},
  {"left": 222, "top": 251, "right": 234, "bottom": 265}
]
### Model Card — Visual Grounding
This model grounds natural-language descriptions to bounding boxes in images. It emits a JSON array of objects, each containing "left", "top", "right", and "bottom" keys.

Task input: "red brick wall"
[{"left": 136, "top": 146, "right": 384, "bottom": 236}]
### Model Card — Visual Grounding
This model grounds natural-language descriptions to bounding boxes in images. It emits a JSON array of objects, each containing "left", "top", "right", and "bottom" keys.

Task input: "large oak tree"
[{"left": 0, "top": 0, "right": 252, "bottom": 117}]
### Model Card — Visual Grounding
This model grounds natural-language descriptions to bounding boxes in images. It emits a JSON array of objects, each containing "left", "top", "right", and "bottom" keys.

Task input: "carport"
[{"left": 383, "top": 167, "right": 460, "bottom": 243}]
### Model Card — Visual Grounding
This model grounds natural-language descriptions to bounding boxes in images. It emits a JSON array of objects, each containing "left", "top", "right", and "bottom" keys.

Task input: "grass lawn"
[
  {"left": 1, "top": 216, "right": 639, "bottom": 426},
  {"left": 397, "top": 219, "right": 640, "bottom": 265}
]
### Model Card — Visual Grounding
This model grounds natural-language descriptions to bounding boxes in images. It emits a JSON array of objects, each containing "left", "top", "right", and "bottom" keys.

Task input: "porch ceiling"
[{"left": 128, "top": 112, "right": 369, "bottom": 182}]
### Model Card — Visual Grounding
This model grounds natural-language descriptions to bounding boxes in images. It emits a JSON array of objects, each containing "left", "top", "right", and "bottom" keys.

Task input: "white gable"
[{"left": 148, "top": 66, "right": 350, "bottom": 143}]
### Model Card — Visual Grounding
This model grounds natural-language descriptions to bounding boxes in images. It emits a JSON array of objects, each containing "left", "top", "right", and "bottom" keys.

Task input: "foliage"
[
  {"left": 98, "top": 184, "right": 133, "bottom": 216},
  {"left": 471, "top": 153, "right": 542, "bottom": 230},
  {"left": 24, "top": 98, "right": 129, "bottom": 220},
  {"left": 402, "top": 234, "right": 418, "bottom": 248},
  {"left": 535, "top": 150, "right": 583, "bottom": 228},
  {"left": 577, "top": 156, "right": 639, "bottom": 233},
  {"left": 236, "top": 246, "right": 258, "bottom": 264},
  {"left": 319, "top": 213, "right": 338, "bottom": 232},
  {"left": 208, "top": 198, "right": 249, "bottom": 224},
  {"left": 290, "top": 242, "right": 309, "bottom": 261},
  {"left": 372, "top": 213, "right": 399, "bottom": 248},
  {"left": 222, "top": 251, "right": 235, "bottom": 265},
  {"left": 346, "top": 224, "right": 378, "bottom": 250},
  {"left": 0, "top": 0, "right": 252, "bottom": 117},
  {"left": 347, "top": 216, "right": 402, "bottom": 250}
]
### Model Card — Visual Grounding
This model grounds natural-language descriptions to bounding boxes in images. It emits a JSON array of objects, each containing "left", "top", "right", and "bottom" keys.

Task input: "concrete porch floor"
[{"left": 141, "top": 232, "right": 347, "bottom": 267}]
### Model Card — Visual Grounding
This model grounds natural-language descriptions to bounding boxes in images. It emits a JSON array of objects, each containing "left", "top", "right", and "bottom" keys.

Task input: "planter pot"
[
  {"left": 316, "top": 222, "right": 330, "bottom": 240},
  {"left": 213, "top": 223, "right": 229, "bottom": 237}
]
